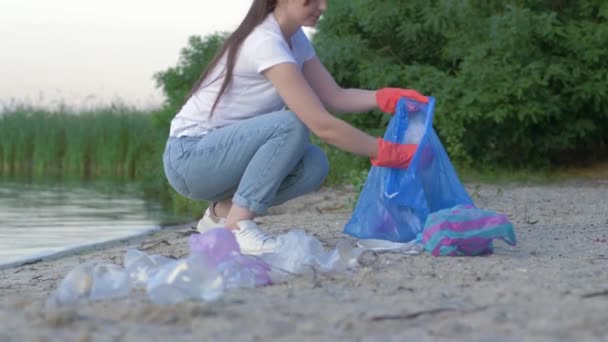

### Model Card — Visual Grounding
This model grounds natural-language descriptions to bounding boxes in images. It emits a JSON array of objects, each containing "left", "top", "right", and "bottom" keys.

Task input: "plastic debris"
[
  {"left": 189, "top": 228, "right": 272, "bottom": 288},
  {"left": 49, "top": 262, "right": 131, "bottom": 305},
  {"left": 89, "top": 263, "right": 131, "bottom": 301},
  {"left": 333, "top": 239, "right": 367, "bottom": 271},
  {"left": 146, "top": 254, "right": 224, "bottom": 305},
  {"left": 403, "top": 106, "right": 426, "bottom": 144},
  {"left": 48, "top": 227, "right": 368, "bottom": 306},
  {"left": 422, "top": 204, "right": 517, "bottom": 256},
  {"left": 188, "top": 228, "right": 240, "bottom": 265},
  {"left": 51, "top": 262, "right": 96, "bottom": 305},
  {"left": 124, "top": 249, "right": 173, "bottom": 289},
  {"left": 260, "top": 229, "right": 364, "bottom": 282}
]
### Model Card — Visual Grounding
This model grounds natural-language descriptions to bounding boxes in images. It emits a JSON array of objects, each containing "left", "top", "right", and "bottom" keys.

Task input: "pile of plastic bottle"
[{"left": 47, "top": 228, "right": 367, "bottom": 306}]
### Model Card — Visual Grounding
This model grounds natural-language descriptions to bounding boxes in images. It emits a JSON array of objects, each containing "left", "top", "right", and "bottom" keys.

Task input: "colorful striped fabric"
[{"left": 422, "top": 205, "right": 517, "bottom": 256}]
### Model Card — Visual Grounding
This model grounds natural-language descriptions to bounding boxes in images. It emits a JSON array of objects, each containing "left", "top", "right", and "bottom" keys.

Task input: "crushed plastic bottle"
[
  {"left": 124, "top": 249, "right": 173, "bottom": 289},
  {"left": 332, "top": 239, "right": 365, "bottom": 271},
  {"left": 51, "top": 262, "right": 96, "bottom": 305},
  {"left": 89, "top": 263, "right": 131, "bottom": 300},
  {"left": 219, "top": 254, "right": 272, "bottom": 288},
  {"left": 404, "top": 109, "right": 426, "bottom": 144},
  {"left": 216, "top": 258, "right": 256, "bottom": 289},
  {"left": 49, "top": 262, "right": 131, "bottom": 305},
  {"left": 146, "top": 253, "right": 224, "bottom": 305},
  {"left": 260, "top": 229, "right": 328, "bottom": 277},
  {"left": 261, "top": 230, "right": 364, "bottom": 282}
]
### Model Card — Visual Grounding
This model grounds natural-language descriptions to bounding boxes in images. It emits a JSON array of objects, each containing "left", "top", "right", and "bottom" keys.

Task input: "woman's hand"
[
  {"left": 370, "top": 138, "right": 418, "bottom": 169},
  {"left": 376, "top": 88, "right": 429, "bottom": 114}
]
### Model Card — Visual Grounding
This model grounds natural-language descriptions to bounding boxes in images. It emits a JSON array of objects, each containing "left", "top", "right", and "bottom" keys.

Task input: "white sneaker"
[
  {"left": 233, "top": 220, "right": 276, "bottom": 255},
  {"left": 196, "top": 203, "right": 226, "bottom": 233}
]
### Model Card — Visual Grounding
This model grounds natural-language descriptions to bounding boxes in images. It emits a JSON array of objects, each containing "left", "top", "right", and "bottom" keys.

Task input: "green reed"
[{"left": 0, "top": 106, "right": 164, "bottom": 180}]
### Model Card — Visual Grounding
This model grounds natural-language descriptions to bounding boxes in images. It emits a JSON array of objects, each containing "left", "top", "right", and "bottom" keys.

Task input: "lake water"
[{"left": 0, "top": 179, "right": 186, "bottom": 267}]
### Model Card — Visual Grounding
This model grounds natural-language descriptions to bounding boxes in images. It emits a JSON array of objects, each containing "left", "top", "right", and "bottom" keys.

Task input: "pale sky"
[{"left": 0, "top": 0, "right": 254, "bottom": 110}]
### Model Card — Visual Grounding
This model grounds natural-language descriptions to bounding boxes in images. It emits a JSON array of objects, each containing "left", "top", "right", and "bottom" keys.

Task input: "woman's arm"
[
  {"left": 263, "top": 62, "right": 378, "bottom": 158},
  {"left": 302, "top": 57, "right": 377, "bottom": 114}
]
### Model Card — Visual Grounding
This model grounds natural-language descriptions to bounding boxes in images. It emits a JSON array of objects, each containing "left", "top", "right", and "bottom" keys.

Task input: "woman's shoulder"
[{"left": 247, "top": 15, "right": 285, "bottom": 44}]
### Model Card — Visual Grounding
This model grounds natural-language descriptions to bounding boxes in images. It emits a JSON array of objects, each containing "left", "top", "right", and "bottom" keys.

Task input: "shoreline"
[{"left": 0, "top": 222, "right": 193, "bottom": 271}]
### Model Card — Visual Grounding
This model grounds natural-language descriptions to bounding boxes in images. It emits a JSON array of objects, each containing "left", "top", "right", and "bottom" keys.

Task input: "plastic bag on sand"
[
  {"left": 260, "top": 229, "right": 364, "bottom": 282},
  {"left": 189, "top": 228, "right": 272, "bottom": 288},
  {"left": 422, "top": 205, "right": 517, "bottom": 256},
  {"left": 188, "top": 227, "right": 240, "bottom": 264}
]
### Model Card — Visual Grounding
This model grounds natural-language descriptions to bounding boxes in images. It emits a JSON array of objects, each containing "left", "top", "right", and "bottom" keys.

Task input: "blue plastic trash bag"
[{"left": 344, "top": 97, "right": 474, "bottom": 242}]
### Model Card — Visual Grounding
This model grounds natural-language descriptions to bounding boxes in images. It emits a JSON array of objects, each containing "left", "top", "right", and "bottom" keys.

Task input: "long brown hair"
[{"left": 186, "top": 0, "right": 278, "bottom": 116}]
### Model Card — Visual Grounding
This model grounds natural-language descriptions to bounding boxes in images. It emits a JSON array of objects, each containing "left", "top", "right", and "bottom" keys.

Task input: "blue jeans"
[{"left": 163, "top": 110, "right": 329, "bottom": 214}]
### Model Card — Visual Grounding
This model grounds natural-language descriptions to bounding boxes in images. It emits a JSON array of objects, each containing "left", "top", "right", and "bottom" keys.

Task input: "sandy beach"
[{"left": 1, "top": 179, "right": 607, "bottom": 341}]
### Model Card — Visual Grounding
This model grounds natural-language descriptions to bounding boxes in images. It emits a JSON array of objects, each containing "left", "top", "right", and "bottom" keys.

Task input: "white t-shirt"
[{"left": 169, "top": 14, "right": 316, "bottom": 137}]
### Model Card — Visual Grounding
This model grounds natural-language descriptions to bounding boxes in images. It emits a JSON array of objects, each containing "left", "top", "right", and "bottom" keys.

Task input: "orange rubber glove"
[
  {"left": 376, "top": 88, "right": 429, "bottom": 114},
  {"left": 370, "top": 138, "right": 418, "bottom": 169}
]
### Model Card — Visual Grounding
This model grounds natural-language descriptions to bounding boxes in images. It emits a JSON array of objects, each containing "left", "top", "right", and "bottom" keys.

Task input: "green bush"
[
  {"left": 152, "top": 1, "right": 607, "bottom": 194},
  {"left": 313, "top": 0, "right": 608, "bottom": 167}
]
